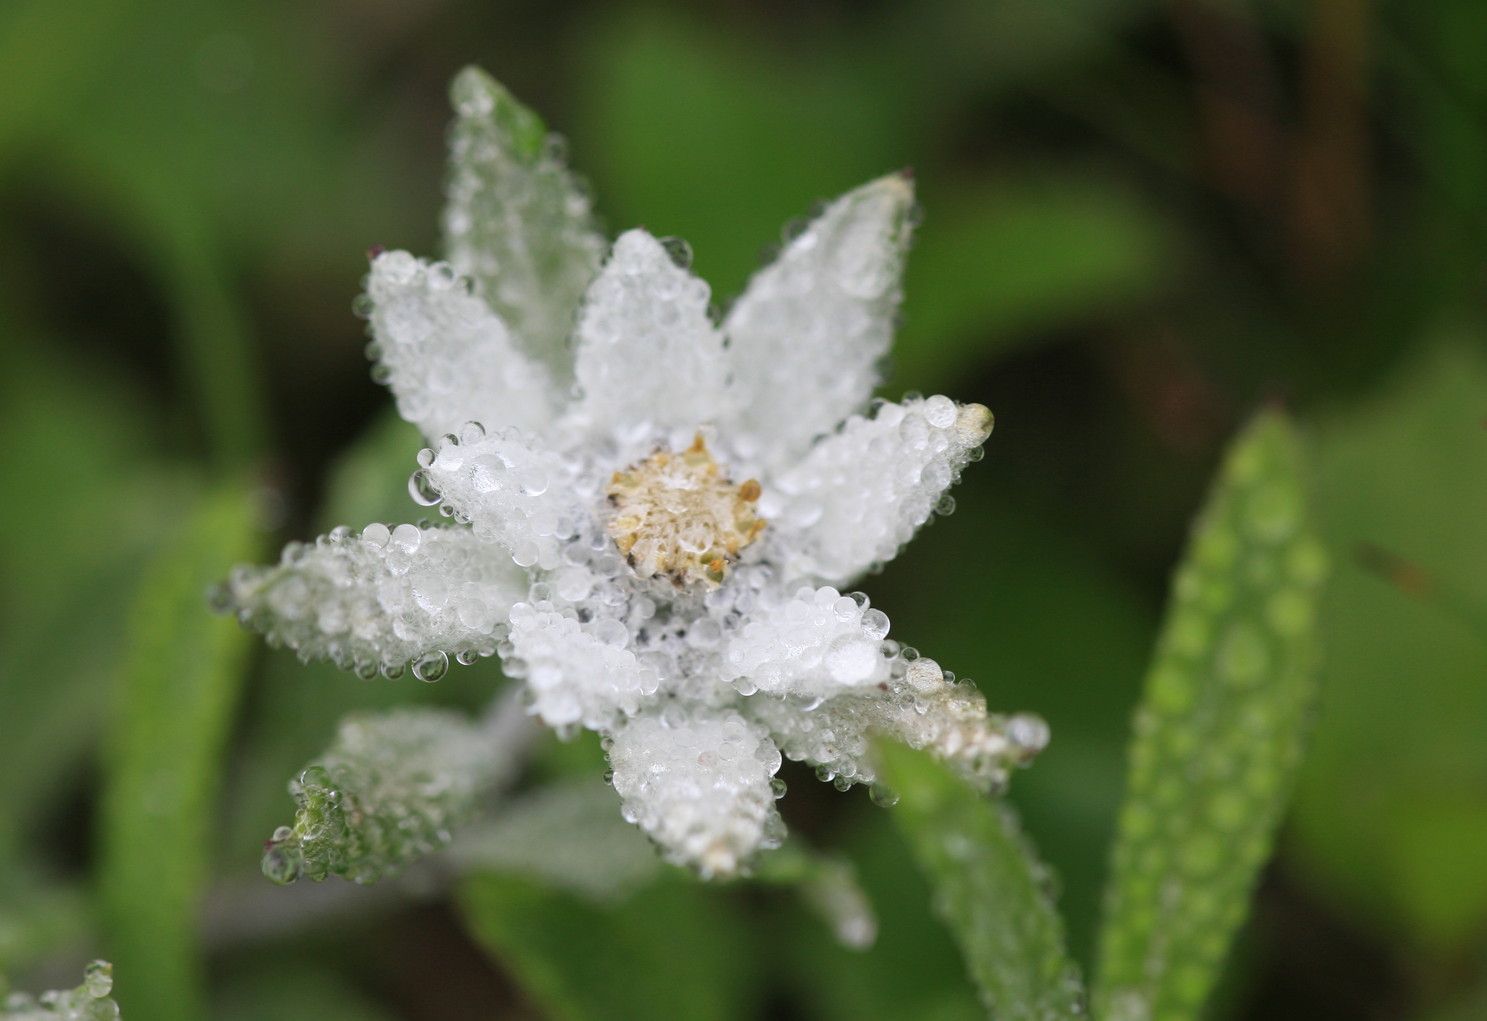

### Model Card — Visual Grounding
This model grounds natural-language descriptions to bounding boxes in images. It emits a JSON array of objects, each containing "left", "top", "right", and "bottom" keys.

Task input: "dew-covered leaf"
[
  {"left": 97, "top": 478, "right": 262, "bottom": 1021},
  {"left": 878, "top": 741, "right": 1085, "bottom": 1021},
  {"left": 442, "top": 67, "right": 605, "bottom": 379},
  {"left": 460, "top": 870, "right": 756, "bottom": 1021},
  {"left": 263, "top": 704, "right": 531, "bottom": 886},
  {"left": 0, "top": 960, "right": 120, "bottom": 1020},
  {"left": 1093, "top": 410, "right": 1327, "bottom": 1021}
]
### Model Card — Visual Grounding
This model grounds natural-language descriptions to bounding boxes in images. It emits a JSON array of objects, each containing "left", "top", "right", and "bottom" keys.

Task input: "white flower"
[{"left": 223, "top": 67, "right": 1047, "bottom": 878}]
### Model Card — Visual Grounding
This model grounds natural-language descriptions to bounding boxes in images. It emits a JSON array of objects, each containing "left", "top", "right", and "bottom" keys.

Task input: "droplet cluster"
[
  {"left": 1, "top": 960, "right": 118, "bottom": 1020},
  {"left": 607, "top": 709, "right": 784, "bottom": 878},
  {"left": 723, "top": 585, "right": 888, "bottom": 696},
  {"left": 417, "top": 422, "right": 579, "bottom": 568},
  {"left": 217, "top": 524, "right": 524, "bottom": 679},
  {"left": 262, "top": 707, "right": 497, "bottom": 885},
  {"left": 506, "top": 602, "right": 659, "bottom": 731},
  {"left": 771, "top": 395, "right": 993, "bottom": 584},
  {"left": 363, "top": 250, "right": 557, "bottom": 439}
]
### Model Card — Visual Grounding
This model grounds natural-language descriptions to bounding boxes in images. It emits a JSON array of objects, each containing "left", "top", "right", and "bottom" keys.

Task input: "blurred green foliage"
[{"left": 2, "top": 0, "right": 1485, "bottom": 1018}]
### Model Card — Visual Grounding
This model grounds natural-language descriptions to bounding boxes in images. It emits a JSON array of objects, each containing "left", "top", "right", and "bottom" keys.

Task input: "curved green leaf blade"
[
  {"left": 878, "top": 741, "right": 1085, "bottom": 1021},
  {"left": 97, "top": 479, "right": 261, "bottom": 1021},
  {"left": 1093, "top": 410, "right": 1328, "bottom": 1021}
]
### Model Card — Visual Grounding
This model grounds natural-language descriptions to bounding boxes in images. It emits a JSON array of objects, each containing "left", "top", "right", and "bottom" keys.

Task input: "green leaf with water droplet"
[
  {"left": 97, "top": 478, "right": 262, "bottom": 1021},
  {"left": 1092, "top": 409, "right": 1327, "bottom": 1021},
  {"left": 442, "top": 67, "right": 605, "bottom": 380},
  {"left": 264, "top": 706, "right": 519, "bottom": 886},
  {"left": 877, "top": 741, "right": 1085, "bottom": 1021}
]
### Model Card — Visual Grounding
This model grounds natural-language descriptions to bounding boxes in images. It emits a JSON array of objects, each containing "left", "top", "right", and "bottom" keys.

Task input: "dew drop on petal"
[
  {"left": 412, "top": 650, "right": 450, "bottom": 682},
  {"left": 409, "top": 469, "right": 442, "bottom": 506}
]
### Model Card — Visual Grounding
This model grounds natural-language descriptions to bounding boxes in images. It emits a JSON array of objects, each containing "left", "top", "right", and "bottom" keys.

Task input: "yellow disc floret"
[{"left": 606, "top": 435, "right": 766, "bottom": 588}]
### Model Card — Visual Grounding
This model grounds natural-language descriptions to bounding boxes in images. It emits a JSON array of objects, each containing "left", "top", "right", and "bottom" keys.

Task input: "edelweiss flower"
[{"left": 223, "top": 68, "right": 1047, "bottom": 877}]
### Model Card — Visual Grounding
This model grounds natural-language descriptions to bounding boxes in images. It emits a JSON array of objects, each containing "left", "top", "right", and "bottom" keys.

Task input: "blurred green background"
[{"left": 3, "top": 0, "right": 1486, "bottom": 1018}]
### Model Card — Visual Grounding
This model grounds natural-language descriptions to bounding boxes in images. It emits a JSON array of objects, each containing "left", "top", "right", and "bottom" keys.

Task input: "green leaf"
[
  {"left": 1092, "top": 410, "right": 1327, "bottom": 1021},
  {"left": 873, "top": 493, "right": 1157, "bottom": 968},
  {"left": 442, "top": 67, "right": 606, "bottom": 379},
  {"left": 0, "top": 339, "right": 190, "bottom": 865},
  {"left": 878, "top": 742, "right": 1085, "bottom": 1021},
  {"left": 1288, "top": 336, "right": 1487, "bottom": 958},
  {"left": 460, "top": 871, "right": 756, "bottom": 1021},
  {"left": 97, "top": 479, "right": 262, "bottom": 1021},
  {"left": 895, "top": 176, "right": 1169, "bottom": 389},
  {"left": 262, "top": 707, "right": 512, "bottom": 886},
  {"left": 0, "top": 0, "right": 138, "bottom": 157}
]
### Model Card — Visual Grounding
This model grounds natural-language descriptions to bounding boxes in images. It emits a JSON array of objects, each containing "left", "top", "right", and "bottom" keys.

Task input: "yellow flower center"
[{"left": 606, "top": 434, "right": 766, "bottom": 588}]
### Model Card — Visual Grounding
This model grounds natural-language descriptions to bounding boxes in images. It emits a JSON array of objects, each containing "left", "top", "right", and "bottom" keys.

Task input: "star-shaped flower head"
[{"left": 223, "top": 67, "right": 1048, "bottom": 878}]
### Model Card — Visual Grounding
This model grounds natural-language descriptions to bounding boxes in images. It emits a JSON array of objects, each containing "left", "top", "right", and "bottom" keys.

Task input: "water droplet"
[
  {"left": 771, "top": 777, "right": 788, "bottom": 799},
  {"left": 261, "top": 837, "right": 305, "bottom": 885},
  {"left": 206, "top": 582, "right": 234, "bottom": 615},
  {"left": 370, "top": 363, "right": 393, "bottom": 384},
  {"left": 381, "top": 662, "right": 406, "bottom": 680},
  {"left": 412, "top": 650, "right": 449, "bottom": 682},
  {"left": 860, "top": 608, "right": 890, "bottom": 640},
  {"left": 351, "top": 293, "right": 375, "bottom": 319},
  {"left": 456, "top": 649, "right": 479, "bottom": 666},
  {"left": 408, "top": 469, "right": 441, "bottom": 506},
  {"left": 460, "top": 421, "right": 486, "bottom": 444},
  {"left": 869, "top": 784, "right": 899, "bottom": 807},
  {"left": 934, "top": 494, "right": 956, "bottom": 516},
  {"left": 82, "top": 960, "right": 113, "bottom": 999},
  {"left": 1007, "top": 713, "right": 1051, "bottom": 757},
  {"left": 659, "top": 236, "right": 693, "bottom": 269}
]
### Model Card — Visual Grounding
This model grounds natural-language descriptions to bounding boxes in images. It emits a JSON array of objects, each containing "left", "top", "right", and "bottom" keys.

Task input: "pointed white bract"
[
  {"left": 608, "top": 710, "right": 784, "bottom": 878},
  {"left": 768, "top": 395, "right": 994, "bottom": 584},
  {"left": 506, "top": 602, "right": 659, "bottom": 731},
  {"left": 365, "top": 251, "right": 558, "bottom": 439},
  {"left": 572, "top": 230, "right": 728, "bottom": 441},
  {"left": 723, "top": 174, "right": 916, "bottom": 473},
  {"left": 221, "top": 524, "right": 527, "bottom": 676},
  {"left": 416, "top": 426, "right": 582, "bottom": 568},
  {"left": 223, "top": 70, "right": 1042, "bottom": 879},
  {"left": 746, "top": 657, "right": 1050, "bottom": 793}
]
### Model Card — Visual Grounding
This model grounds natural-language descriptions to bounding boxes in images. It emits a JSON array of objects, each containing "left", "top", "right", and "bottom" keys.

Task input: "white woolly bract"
[{"left": 608, "top": 710, "right": 784, "bottom": 878}]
